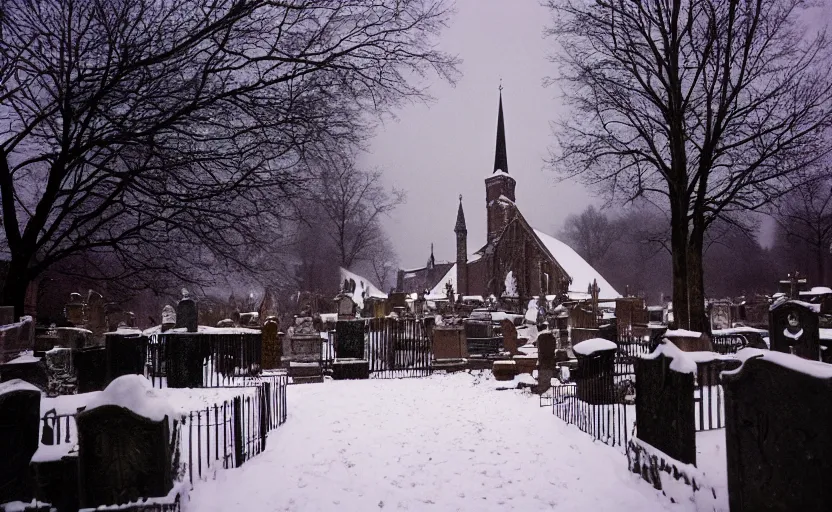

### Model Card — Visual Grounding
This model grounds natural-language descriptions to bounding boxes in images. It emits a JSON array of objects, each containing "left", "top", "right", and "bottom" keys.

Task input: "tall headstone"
[
  {"left": 709, "top": 301, "right": 732, "bottom": 330},
  {"left": 261, "top": 318, "right": 281, "bottom": 370},
  {"left": 0, "top": 379, "right": 42, "bottom": 504},
  {"left": 161, "top": 305, "right": 176, "bottom": 333},
  {"left": 175, "top": 288, "right": 198, "bottom": 333},
  {"left": 723, "top": 353, "right": 832, "bottom": 511},
  {"left": 86, "top": 291, "right": 106, "bottom": 335},
  {"left": 335, "top": 320, "right": 365, "bottom": 359},
  {"left": 635, "top": 351, "right": 696, "bottom": 465},
  {"left": 76, "top": 383, "right": 173, "bottom": 508},
  {"left": 65, "top": 292, "right": 85, "bottom": 326},
  {"left": 501, "top": 319, "right": 519, "bottom": 355},
  {"left": 769, "top": 300, "right": 820, "bottom": 360}
]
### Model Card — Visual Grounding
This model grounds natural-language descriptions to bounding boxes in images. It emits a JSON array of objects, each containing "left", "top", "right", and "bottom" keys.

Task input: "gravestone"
[
  {"left": 65, "top": 293, "right": 85, "bottom": 326},
  {"left": 501, "top": 319, "right": 519, "bottom": 355},
  {"left": 165, "top": 334, "right": 205, "bottom": 388},
  {"left": 161, "top": 305, "right": 176, "bottom": 333},
  {"left": 44, "top": 347, "right": 76, "bottom": 396},
  {"left": 175, "top": 289, "right": 198, "bottom": 333},
  {"left": 433, "top": 326, "right": 467, "bottom": 360},
  {"left": 769, "top": 300, "right": 820, "bottom": 360},
  {"left": 77, "top": 405, "right": 173, "bottom": 508},
  {"left": 337, "top": 295, "right": 356, "bottom": 320},
  {"left": 105, "top": 333, "right": 147, "bottom": 383},
  {"left": 723, "top": 353, "right": 832, "bottom": 511},
  {"left": 335, "top": 320, "right": 365, "bottom": 359},
  {"left": 74, "top": 346, "right": 108, "bottom": 393},
  {"left": 573, "top": 339, "right": 617, "bottom": 404},
  {"left": 535, "top": 330, "right": 557, "bottom": 394},
  {"left": 261, "top": 318, "right": 281, "bottom": 370},
  {"left": 87, "top": 291, "right": 106, "bottom": 335},
  {"left": 0, "top": 379, "right": 42, "bottom": 504},
  {"left": 635, "top": 351, "right": 696, "bottom": 465},
  {"left": 709, "top": 301, "right": 732, "bottom": 331}
]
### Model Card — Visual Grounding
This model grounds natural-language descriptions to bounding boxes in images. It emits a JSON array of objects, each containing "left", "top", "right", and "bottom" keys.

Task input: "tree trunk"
[
  {"left": 1, "top": 257, "right": 30, "bottom": 319},
  {"left": 687, "top": 226, "right": 706, "bottom": 334},
  {"left": 670, "top": 196, "right": 690, "bottom": 330}
]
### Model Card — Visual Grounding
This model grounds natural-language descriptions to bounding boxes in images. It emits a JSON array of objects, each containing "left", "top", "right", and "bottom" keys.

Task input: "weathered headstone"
[
  {"left": 433, "top": 326, "right": 467, "bottom": 360},
  {"left": 86, "top": 291, "right": 105, "bottom": 334},
  {"left": 165, "top": 334, "right": 205, "bottom": 388},
  {"left": 44, "top": 347, "right": 76, "bottom": 396},
  {"left": 105, "top": 333, "right": 147, "bottom": 383},
  {"left": 501, "top": 319, "right": 519, "bottom": 355},
  {"left": 335, "top": 320, "right": 365, "bottom": 359},
  {"left": 573, "top": 338, "right": 617, "bottom": 404},
  {"left": 175, "top": 289, "right": 198, "bottom": 333},
  {"left": 77, "top": 378, "right": 173, "bottom": 508},
  {"left": 261, "top": 318, "right": 281, "bottom": 370},
  {"left": 769, "top": 300, "right": 820, "bottom": 360},
  {"left": 723, "top": 353, "right": 832, "bottom": 511},
  {"left": 74, "top": 346, "right": 108, "bottom": 393},
  {"left": 635, "top": 347, "right": 696, "bottom": 465},
  {"left": 160, "top": 305, "right": 176, "bottom": 333},
  {"left": 65, "top": 293, "right": 85, "bottom": 326},
  {"left": 337, "top": 295, "right": 356, "bottom": 320},
  {"left": 0, "top": 379, "right": 42, "bottom": 504},
  {"left": 709, "top": 301, "right": 732, "bottom": 331}
]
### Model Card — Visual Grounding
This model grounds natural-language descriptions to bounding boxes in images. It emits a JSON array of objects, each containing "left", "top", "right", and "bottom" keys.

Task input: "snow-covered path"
[{"left": 187, "top": 372, "right": 682, "bottom": 511}]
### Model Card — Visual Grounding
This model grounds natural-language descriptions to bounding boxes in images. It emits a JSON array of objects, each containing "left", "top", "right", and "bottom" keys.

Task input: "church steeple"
[
  {"left": 454, "top": 194, "right": 467, "bottom": 233},
  {"left": 493, "top": 85, "right": 508, "bottom": 174}
]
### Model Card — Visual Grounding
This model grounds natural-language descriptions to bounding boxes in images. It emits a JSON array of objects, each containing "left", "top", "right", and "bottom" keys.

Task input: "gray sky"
[{"left": 360, "top": 0, "right": 593, "bottom": 269}]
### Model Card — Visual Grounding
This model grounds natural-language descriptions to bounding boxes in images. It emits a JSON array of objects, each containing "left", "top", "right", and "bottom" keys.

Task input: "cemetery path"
[{"left": 187, "top": 372, "right": 684, "bottom": 512}]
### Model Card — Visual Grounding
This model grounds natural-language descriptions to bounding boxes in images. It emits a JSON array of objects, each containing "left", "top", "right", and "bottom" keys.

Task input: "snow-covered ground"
[{"left": 187, "top": 372, "right": 685, "bottom": 511}]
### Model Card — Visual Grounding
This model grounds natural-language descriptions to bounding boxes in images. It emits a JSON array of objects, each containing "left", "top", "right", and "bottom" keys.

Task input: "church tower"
[
  {"left": 454, "top": 195, "right": 468, "bottom": 296},
  {"left": 485, "top": 87, "right": 516, "bottom": 242}
]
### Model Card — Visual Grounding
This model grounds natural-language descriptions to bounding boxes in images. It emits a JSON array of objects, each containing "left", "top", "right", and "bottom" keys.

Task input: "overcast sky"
[{"left": 360, "top": 0, "right": 592, "bottom": 270}]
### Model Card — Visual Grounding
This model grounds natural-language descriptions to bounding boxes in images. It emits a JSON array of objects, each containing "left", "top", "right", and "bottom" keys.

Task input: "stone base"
[
  {"left": 432, "top": 358, "right": 467, "bottom": 373},
  {"left": 513, "top": 356, "right": 537, "bottom": 375},
  {"left": 331, "top": 360, "right": 370, "bottom": 380},
  {"left": 492, "top": 360, "right": 516, "bottom": 381},
  {"left": 30, "top": 456, "right": 79, "bottom": 512},
  {"left": 288, "top": 362, "right": 321, "bottom": 378},
  {"left": 291, "top": 375, "right": 324, "bottom": 385}
]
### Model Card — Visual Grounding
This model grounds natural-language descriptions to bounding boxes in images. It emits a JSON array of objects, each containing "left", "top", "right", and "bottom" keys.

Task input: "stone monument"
[{"left": 175, "top": 288, "right": 198, "bottom": 333}]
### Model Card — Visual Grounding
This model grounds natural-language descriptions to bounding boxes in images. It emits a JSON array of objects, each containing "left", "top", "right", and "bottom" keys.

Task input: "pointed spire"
[
  {"left": 427, "top": 243, "right": 435, "bottom": 269},
  {"left": 493, "top": 85, "right": 508, "bottom": 174},
  {"left": 455, "top": 194, "right": 467, "bottom": 233}
]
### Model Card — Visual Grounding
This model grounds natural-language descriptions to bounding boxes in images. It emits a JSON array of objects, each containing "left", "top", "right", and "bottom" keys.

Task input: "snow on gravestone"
[
  {"left": 0, "top": 379, "right": 41, "bottom": 505},
  {"left": 175, "top": 289, "right": 198, "bottom": 333},
  {"left": 769, "top": 300, "right": 820, "bottom": 360},
  {"left": 723, "top": 349, "right": 832, "bottom": 511},
  {"left": 76, "top": 375, "right": 175, "bottom": 509},
  {"left": 634, "top": 342, "right": 696, "bottom": 466},
  {"left": 573, "top": 338, "right": 617, "bottom": 404}
]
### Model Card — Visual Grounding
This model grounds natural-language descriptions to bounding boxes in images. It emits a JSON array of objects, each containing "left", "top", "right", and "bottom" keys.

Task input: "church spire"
[
  {"left": 454, "top": 194, "right": 467, "bottom": 233},
  {"left": 493, "top": 84, "right": 508, "bottom": 174}
]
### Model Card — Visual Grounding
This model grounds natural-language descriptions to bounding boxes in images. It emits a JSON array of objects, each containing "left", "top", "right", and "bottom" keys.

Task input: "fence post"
[
  {"left": 233, "top": 396, "right": 243, "bottom": 467},
  {"left": 260, "top": 383, "right": 269, "bottom": 451}
]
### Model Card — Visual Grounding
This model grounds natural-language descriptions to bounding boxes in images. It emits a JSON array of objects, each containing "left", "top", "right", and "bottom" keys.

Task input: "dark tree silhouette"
[
  {"left": 0, "top": 0, "right": 459, "bottom": 316},
  {"left": 545, "top": 0, "right": 832, "bottom": 330}
]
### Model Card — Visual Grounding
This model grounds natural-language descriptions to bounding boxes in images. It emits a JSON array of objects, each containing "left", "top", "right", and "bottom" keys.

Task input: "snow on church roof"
[
  {"left": 339, "top": 267, "right": 387, "bottom": 310},
  {"left": 427, "top": 263, "right": 457, "bottom": 298},
  {"left": 532, "top": 229, "right": 621, "bottom": 299}
]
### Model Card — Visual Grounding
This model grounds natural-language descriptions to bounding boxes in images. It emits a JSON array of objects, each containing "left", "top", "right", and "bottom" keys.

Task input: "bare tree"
[
  {"left": 774, "top": 176, "right": 832, "bottom": 283},
  {"left": 311, "top": 156, "right": 406, "bottom": 269},
  {"left": 0, "top": 0, "right": 459, "bottom": 316},
  {"left": 545, "top": 0, "right": 832, "bottom": 330},
  {"left": 558, "top": 205, "right": 622, "bottom": 267},
  {"left": 367, "top": 237, "right": 399, "bottom": 292}
]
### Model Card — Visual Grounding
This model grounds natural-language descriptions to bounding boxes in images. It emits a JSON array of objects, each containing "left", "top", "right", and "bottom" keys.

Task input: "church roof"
[
  {"left": 532, "top": 229, "right": 621, "bottom": 298},
  {"left": 399, "top": 262, "right": 455, "bottom": 295},
  {"left": 493, "top": 91, "right": 508, "bottom": 174},
  {"left": 339, "top": 267, "right": 387, "bottom": 309}
]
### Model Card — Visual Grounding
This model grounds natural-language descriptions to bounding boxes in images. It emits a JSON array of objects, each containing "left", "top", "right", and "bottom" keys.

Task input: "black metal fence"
[
  {"left": 551, "top": 381, "right": 632, "bottom": 451},
  {"left": 37, "top": 375, "right": 289, "bottom": 489},
  {"left": 612, "top": 335, "right": 652, "bottom": 377},
  {"left": 366, "top": 317, "right": 432, "bottom": 378},
  {"left": 694, "top": 359, "right": 741, "bottom": 431},
  {"left": 710, "top": 333, "right": 751, "bottom": 354},
  {"left": 145, "top": 333, "right": 263, "bottom": 388},
  {"left": 175, "top": 376, "right": 287, "bottom": 484}
]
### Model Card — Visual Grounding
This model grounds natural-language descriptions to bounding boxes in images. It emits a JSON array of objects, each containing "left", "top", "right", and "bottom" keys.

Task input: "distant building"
[{"left": 396, "top": 90, "right": 620, "bottom": 302}]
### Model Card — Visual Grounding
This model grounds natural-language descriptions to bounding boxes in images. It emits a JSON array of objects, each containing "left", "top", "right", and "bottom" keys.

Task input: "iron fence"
[
  {"left": 40, "top": 408, "right": 81, "bottom": 447},
  {"left": 367, "top": 317, "right": 432, "bottom": 378},
  {"left": 694, "top": 359, "right": 741, "bottom": 431},
  {"left": 146, "top": 333, "right": 263, "bottom": 388},
  {"left": 551, "top": 381, "right": 632, "bottom": 451},
  {"left": 710, "top": 333, "right": 751, "bottom": 354}
]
